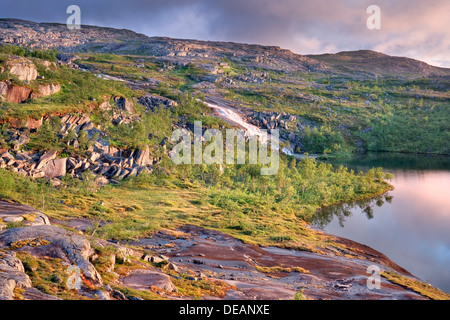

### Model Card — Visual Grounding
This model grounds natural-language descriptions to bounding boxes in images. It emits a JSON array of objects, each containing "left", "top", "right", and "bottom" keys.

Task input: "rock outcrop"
[
  {"left": 235, "top": 71, "right": 270, "bottom": 84},
  {"left": 30, "top": 83, "right": 61, "bottom": 98},
  {"left": 0, "top": 200, "right": 50, "bottom": 231},
  {"left": 0, "top": 81, "right": 60, "bottom": 103},
  {"left": 0, "top": 81, "right": 32, "bottom": 103},
  {"left": 138, "top": 94, "right": 178, "bottom": 111},
  {"left": 41, "top": 157, "right": 67, "bottom": 179},
  {"left": 36, "top": 150, "right": 57, "bottom": 170},
  {"left": 5, "top": 56, "right": 38, "bottom": 81},
  {"left": 0, "top": 56, "right": 60, "bottom": 103},
  {"left": 0, "top": 225, "right": 102, "bottom": 284},
  {"left": 134, "top": 145, "right": 152, "bottom": 166},
  {"left": 0, "top": 250, "right": 32, "bottom": 300}
]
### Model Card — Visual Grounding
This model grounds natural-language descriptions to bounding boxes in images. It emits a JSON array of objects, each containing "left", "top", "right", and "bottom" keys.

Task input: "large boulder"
[
  {"left": 5, "top": 56, "right": 38, "bottom": 81},
  {"left": 120, "top": 269, "right": 177, "bottom": 293},
  {"left": 22, "top": 117, "right": 43, "bottom": 130},
  {"left": 30, "top": 83, "right": 61, "bottom": 99},
  {"left": 0, "top": 225, "right": 102, "bottom": 284},
  {"left": 60, "top": 114, "right": 91, "bottom": 135},
  {"left": 41, "top": 158, "right": 67, "bottom": 179},
  {"left": 36, "top": 150, "right": 57, "bottom": 170},
  {"left": 93, "top": 138, "right": 110, "bottom": 154},
  {"left": 134, "top": 146, "right": 152, "bottom": 166},
  {"left": 114, "top": 96, "right": 134, "bottom": 114}
]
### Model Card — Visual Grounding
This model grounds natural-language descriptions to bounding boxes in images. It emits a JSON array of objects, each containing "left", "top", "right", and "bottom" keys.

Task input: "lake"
[{"left": 313, "top": 152, "right": 450, "bottom": 293}]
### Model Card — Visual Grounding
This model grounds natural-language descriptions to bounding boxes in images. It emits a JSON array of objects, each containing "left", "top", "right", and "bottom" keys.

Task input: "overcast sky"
[{"left": 1, "top": 0, "right": 449, "bottom": 67}]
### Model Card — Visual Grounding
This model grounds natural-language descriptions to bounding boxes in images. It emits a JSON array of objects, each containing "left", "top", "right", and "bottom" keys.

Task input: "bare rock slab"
[
  {"left": 21, "top": 287, "right": 62, "bottom": 300},
  {"left": 0, "top": 225, "right": 102, "bottom": 284},
  {"left": 120, "top": 269, "right": 177, "bottom": 293},
  {"left": 0, "top": 200, "right": 50, "bottom": 231}
]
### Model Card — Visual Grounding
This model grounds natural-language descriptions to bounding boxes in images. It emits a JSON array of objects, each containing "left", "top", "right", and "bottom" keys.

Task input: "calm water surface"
[{"left": 313, "top": 153, "right": 450, "bottom": 293}]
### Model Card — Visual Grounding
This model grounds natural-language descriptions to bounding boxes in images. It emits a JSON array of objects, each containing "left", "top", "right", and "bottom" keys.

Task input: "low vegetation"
[
  {"left": 0, "top": 44, "right": 58, "bottom": 62},
  {"left": 16, "top": 252, "right": 89, "bottom": 300},
  {"left": 0, "top": 152, "right": 392, "bottom": 253},
  {"left": 255, "top": 266, "right": 310, "bottom": 274}
]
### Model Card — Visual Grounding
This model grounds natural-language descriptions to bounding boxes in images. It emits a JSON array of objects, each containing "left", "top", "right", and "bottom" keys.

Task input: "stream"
[{"left": 204, "top": 99, "right": 318, "bottom": 159}]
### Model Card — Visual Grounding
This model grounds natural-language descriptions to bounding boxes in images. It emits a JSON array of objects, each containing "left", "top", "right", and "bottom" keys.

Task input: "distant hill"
[{"left": 307, "top": 50, "right": 450, "bottom": 79}]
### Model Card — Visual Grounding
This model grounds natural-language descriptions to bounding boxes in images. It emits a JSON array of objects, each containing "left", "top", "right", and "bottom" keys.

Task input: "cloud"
[{"left": 0, "top": 0, "right": 449, "bottom": 67}]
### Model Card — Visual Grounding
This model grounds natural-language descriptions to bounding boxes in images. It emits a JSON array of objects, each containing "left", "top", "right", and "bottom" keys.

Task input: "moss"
[
  {"left": 382, "top": 271, "right": 450, "bottom": 300},
  {"left": 111, "top": 285, "right": 166, "bottom": 300},
  {"left": 10, "top": 238, "right": 50, "bottom": 249},
  {"left": 171, "top": 274, "right": 237, "bottom": 298},
  {"left": 16, "top": 252, "right": 90, "bottom": 300},
  {"left": 22, "top": 213, "right": 37, "bottom": 222},
  {"left": 13, "top": 287, "right": 26, "bottom": 300},
  {"left": 256, "top": 266, "right": 310, "bottom": 274}
]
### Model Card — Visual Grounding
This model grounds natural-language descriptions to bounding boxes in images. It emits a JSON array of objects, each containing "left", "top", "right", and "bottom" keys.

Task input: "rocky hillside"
[
  {"left": 0, "top": 18, "right": 324, "bottom": 73},
  {"left": 1, "top": 19, "right": 449, "bottom": 156},
  {"left": 3, "top": 19, "right": 450, "bottom": 79},
  {"left": 0, "top": 19, "right": 148, "bottom": 50}
]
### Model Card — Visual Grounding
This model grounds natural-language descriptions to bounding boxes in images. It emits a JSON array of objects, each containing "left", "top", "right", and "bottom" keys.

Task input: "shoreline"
[{"left": 3, "top": 197, "right": 448, "bottom": 300}]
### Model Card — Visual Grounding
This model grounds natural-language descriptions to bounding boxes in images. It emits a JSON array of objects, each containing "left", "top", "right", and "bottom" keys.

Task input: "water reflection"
[
  {"left": 314, "top": 152, "right": 450, "bottom": 293},
  {"left": 313, "top": 192, "right": 394, "bottom": 229},
  {"left": 329, "top": 152, "right": 450, "bottom": 172}
]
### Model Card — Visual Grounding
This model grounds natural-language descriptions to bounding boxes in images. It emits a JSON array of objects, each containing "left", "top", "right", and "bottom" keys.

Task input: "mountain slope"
[{"left": 0, "top": 18, "right": 326, "bottom": 73}]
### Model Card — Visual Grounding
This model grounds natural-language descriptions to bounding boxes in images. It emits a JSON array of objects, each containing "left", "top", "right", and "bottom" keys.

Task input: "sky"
[{"left": 1, "top": 0, "right": 450, "bottom": 67}]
